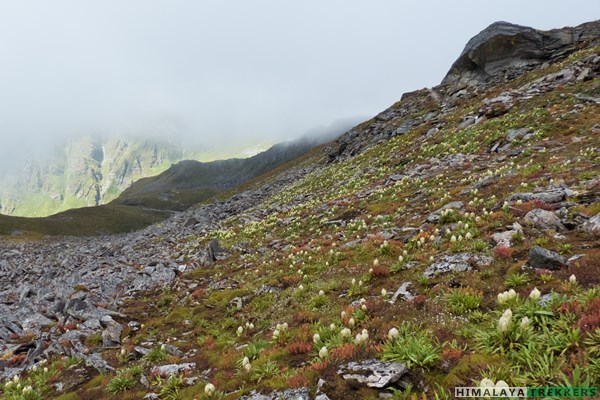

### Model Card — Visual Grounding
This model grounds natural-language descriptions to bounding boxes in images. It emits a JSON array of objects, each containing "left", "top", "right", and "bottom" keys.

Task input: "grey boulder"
[
  {"left": 528, "top": 246, "right": 566, "bottom": 269},
  {"left": 337, "top": 359, "right": 408, "bottom": 389}
]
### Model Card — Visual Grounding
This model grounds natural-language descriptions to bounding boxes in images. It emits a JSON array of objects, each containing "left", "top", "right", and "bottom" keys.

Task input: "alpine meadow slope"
[{"left": 0, "top": 20, "right": 599, "bottom": 400}]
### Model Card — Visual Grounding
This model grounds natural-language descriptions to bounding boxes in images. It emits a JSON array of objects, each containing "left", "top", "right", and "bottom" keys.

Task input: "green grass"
[{"left": 0, "top": 204, "right": 166, "bottom": 237}]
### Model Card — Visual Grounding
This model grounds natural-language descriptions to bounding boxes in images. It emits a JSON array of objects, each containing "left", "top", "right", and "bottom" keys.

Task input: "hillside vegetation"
[{"left": 0, "top": 22, "right": 599, "bottom": 400}]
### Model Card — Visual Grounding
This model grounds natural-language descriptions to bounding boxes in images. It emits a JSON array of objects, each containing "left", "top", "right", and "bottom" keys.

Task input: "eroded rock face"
[{"left": 442, "top": 20, "right": 600, "bottom": 89}]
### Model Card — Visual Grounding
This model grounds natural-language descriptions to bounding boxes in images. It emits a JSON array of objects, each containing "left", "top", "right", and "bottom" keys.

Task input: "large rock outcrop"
[{"left": 441, "top": 20, "right": 600, "bottom": 89}]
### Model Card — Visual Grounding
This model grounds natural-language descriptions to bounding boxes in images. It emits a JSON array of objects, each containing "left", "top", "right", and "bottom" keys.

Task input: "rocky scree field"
[{"left": 1, "top": 21, "right": 600, "bottom": 400}]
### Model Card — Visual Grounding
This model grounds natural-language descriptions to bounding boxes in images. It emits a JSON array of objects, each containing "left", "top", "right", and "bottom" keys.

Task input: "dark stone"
[{"left": 528, "top": 246, "right": 566, "bottom": 269}]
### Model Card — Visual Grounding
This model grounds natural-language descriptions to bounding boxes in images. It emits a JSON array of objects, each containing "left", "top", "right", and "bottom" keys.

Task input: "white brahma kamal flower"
[
  {"left": 205, "top": 383, "right": 216, "bottom": 396},
  {"left": 237, "top": 326, "right": 244, "bottom": 335},
  {"left": 319, "top": 346, "right": 329, "bottom": 359},
  {"left": 354, "top": 329, "right": 369, "bottom": 345},
  {"left": 387, "top": 327, "right": 399, "bottom": 341},
  {"left": 529, "top": 287, "right": 541, "bottom": 301},
  {"left": 480, "top": 378, "right": 495, "bottom": 388},
  {"left": 381, "top": 288, "right": 388, "bottom": 297},
  {"left": 520, "top": 317, "right": 530, "bottom": 329},
  {"left": 569, "top": 274, "right": 577, "bottom": 284},
  {"left": 496, "top": 380, "right": 509, "bottom": 388},
  {"left": 348, "top": 318, "right": 355, "bottom": 328},
  {"left": 340, "top": 328, "right": 352, "bottom": 338},
  {"left": 373, "top": 259, "right": 380, "bottom": 267},
  {"left": 498, "top": 309, "right": 513, "bottom": 333},
  {"left": 361, "top": 329, "right": 369, "bottom": 339},
  {"left": 497, "top": 291, "right": 509, "bottom": 304},
  {"left": 329, "top": 323, "right": 336, "bottom": 331},
  {"left": 313, "top": 333, "right": 321, "bottom": 343},
  {"left": 507, "top": 289, "right": 517, "bottom": 300},
  {"left": 319, "top": 290, "right": 325, "bottom": 296}
]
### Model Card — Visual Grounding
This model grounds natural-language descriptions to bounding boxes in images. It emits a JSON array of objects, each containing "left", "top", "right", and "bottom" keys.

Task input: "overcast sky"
[{"left": 0, "top": 1, "right": 597, "bottom": 168}]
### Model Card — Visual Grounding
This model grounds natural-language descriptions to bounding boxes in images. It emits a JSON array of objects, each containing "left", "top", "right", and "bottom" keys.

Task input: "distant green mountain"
[
  {"left": 0, "top": 135, "right": 270, "bottom": 217},
  {"left": 0, "top": 137, "right": 322, "bottom": 236},
  {"left": 113, "top": 137, "right": 320, "bottom": 211}
]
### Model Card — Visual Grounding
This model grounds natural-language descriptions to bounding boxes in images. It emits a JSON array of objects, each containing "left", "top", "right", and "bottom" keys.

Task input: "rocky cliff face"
[
  {"left": 327, "top": 20, "right": 600, "bottom": 162},
  {"left": 441, "top": 20, "right": 600, "bottom": 90}
]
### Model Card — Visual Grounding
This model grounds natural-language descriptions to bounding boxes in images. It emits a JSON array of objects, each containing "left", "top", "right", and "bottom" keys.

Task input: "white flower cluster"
[
  {"left": 319, "top": 346, "right": 329, "bottom": 359},
  {"left": 205, "top": 382, "right": 216, "bottom": 396},
  {"left": 497, "top": 289, "right": 517, "bottom": 304},
  {"left": 272, "top": 322, "right": 288, "bottom": 339},
  {"left": 529, "top": 287, "right": 541, "bottom": 300},
  {"left": 354, "top": 329, "right": 369, "bottom": 345},
  {"left": 480, "top": 378, "right": 509, "bottom": 388},
  {"left": 242, "top": 356, "right": 251, "bottom": 372},
  {"left": 498, "top": 309, "right": 512, "bottom": 333}
]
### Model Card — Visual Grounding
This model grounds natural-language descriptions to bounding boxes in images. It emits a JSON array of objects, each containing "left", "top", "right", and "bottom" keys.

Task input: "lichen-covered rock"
[
  {"left": 582, "top": 213, "right": 600, "bottom": 235},
  {"left": 337, "top": 359, "right": 408, "bottom": 388},
  {"left": 509, "top": 188, "right": 572, "bottom": 204},
  {"left": 524, "top": 208, "right": 564, "bottom": 231},
  {"left": 424, "top": 253, "right": 492, "bottom": 277},
  {"left": 238, "top": 388, "right": 310, "bottom": 400},
  {"left": 151, "top": 363, "right": 196, "bottom": 378}
]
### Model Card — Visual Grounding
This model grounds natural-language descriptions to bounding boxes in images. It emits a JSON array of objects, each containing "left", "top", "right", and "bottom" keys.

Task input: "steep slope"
[{"left": 0, "top": 20, "right": 600, "bottom": 400}]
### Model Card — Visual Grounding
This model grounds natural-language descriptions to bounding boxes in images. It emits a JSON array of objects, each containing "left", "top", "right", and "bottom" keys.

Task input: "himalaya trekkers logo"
[{"left": 455, "top": 379, "right": 599, "bottom": 398}]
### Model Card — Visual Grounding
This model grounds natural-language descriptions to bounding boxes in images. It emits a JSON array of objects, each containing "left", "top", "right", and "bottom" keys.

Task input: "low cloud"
[{"left": 0, "top": 1, "right": 595, "bottom": 172}]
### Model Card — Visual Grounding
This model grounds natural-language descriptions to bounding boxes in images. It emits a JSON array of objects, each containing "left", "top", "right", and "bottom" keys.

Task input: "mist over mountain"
[{"left": 0, "top": 117, "right": 362, "bottom": 217}]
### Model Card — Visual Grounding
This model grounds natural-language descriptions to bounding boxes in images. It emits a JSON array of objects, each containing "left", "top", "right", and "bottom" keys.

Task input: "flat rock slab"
[
  {"left": 509, "top": 188, "right": 571, "bottom": 204},
  {"left": 337, "top": 359, "right": 408, "bottom": 388},
  {"left": 238, "top": 388, "right": 310, "bottom": 400},
  {"left": 424, "top": 253, "right": 492, "bottom": 277},
  {"left": 151, "top": 363, "right": 196, "bottom": 378}
]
